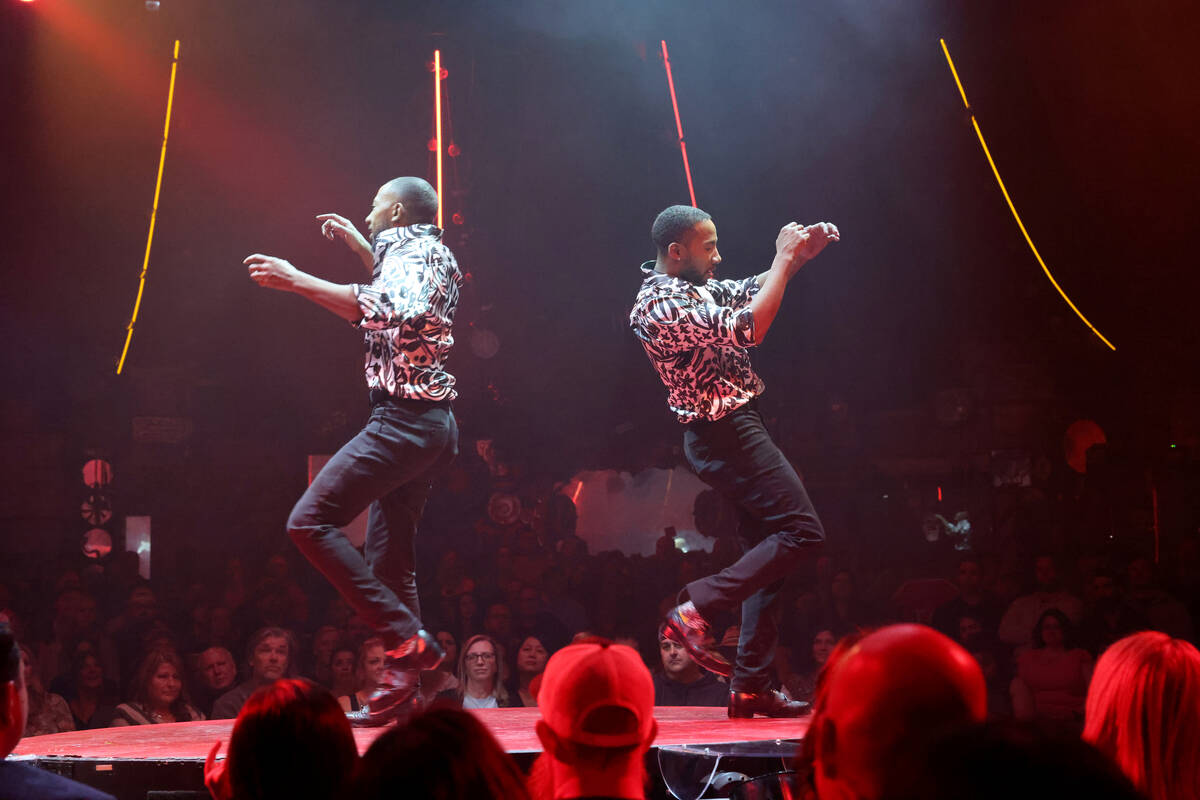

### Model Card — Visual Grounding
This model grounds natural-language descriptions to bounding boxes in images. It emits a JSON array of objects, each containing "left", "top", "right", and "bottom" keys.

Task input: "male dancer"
[
  {"left": 629, "top": 205, "right": 838, "bottom": 718},
  {"left": 245, "top": 176, "right": 459, "bottom": 725}
]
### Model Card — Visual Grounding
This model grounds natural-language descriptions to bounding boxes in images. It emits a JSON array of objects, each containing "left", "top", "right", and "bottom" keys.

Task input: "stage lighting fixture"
[{"left": 145, "top": 0, "right": 160, "bottom": 10}]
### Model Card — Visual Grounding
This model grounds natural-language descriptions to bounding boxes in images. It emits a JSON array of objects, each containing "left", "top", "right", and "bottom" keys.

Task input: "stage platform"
[{"left": 12, "top": 707, "right": 808, "bottom": 799}]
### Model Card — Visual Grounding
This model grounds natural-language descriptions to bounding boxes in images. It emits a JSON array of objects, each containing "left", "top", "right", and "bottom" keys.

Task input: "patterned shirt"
[
  {"left": 352, "top": 224, "right": 463, "bottom": 401},
  {"left": 629, "top": 266, "right": 764, "bottom": 423}
]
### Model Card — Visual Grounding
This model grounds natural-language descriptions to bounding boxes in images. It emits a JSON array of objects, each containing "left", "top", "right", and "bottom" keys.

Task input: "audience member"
[
  {"left": 0, "top": 624, "right": 115, "bottom": 800},
  {"left": 529, "top": 640, "right": 657, "bottom": 800},
  {"left": 192, "top": 646, "right": 237, "bottom": 719},
  {"left": 18, "top": 644, "right": 74, "bottom": 736},
  {"left": 448, "top": 634, "right": 514, "bottom": 709},
  {"left": 306, "top": 625, "right": 340, "bottom": 687},
  {"left": 808, "top": 624, "right": 986, "bottom": 800},
  {"left": 337, "top": 637, "right": 385, "bottom": 714},
  {"left": 782, "top": 628, "right": 836, "bottom": 704},
  {"left": 64, "top": 650, "right": 118, "bottom": 730},
  {"left": 931, "top": 555, "right": 1003, "bottom": 640},
  {"left": 998, "top": 555, "right": 1083, "bottom": 648},
  {"left": 35, "top": 589, "right": 115, "bottom": 690},
  {"left": 511, "top": 634, "right": 552, "bottom": 707},
  {"left": 1010, "top": 608, "right": 1091, "bottom": 725},
  {"left": 1078, "top": 570, "right": 1146, "bottom": 656},
  {"left": 204, "top": 679, "right": 357, "bottom": 800},
  {"left": 327, "top": 642, "right": 357, "bottom": 699},
  {"left": 1084, "top": 631, "right": 1200, "bottom": 800},
  {"left": 1125, "top": 556, "right": 1194, "bottom": 641},
  {"left": 112, "top": 647, "right": 203, "bottom": 726},
  {"left": 351, "top": 708, "right": 531, "bottom": 800},
  {"left": 211, "top": 627, "right": 295, "bottom": 720},
  {"left": 652, "top": 626, "right": 726, "bottom": 707}
]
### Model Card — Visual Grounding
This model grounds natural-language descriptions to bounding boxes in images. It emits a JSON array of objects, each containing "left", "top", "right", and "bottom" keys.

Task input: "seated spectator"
[
  {"left": 0, "top": 623, "right": 116, "bottom": 800},
  {"left": 511, "top": 634, "right": 552, "bottom": 707},
  {"left": 529, "top": 640, "right": 657, "bottom": 800},
  {"left": 892, "top": 719, "right": 1142, "bottom": 800},
  {"left": 1078, "top": 570, "right": 1146, "bottom": 656},
  {"left": 351, "top": 708, "right": 530, "bottom": 800},
  {"left": 327, "top": 642, "right": 356, "bottom": 699},
  {"left": 782, "top": 628, "right": 836, "bottom": 704},
  {"left": 446, "top": 634, "right": 515, "bottom": 709},
  {"left": 211, "top": 627, "right": 295, "bottom": 720},
  {"left": 1010, "top": 609, "right": 1091, "bottom": 725},
  {"left": 1125, "top": 556, "right": 1194, "bottom": 641},
  {"left": 820, "top": 568, "right": 873, "bottom": 633},
  {"left": 1084, "top": 631, "right": 1200, "bottom": 800},
  {"left": 112, "top": 647, "right": 203, "bottom": 726},
  {"left": 306, "top": 625, "right": 340, "bottom": 687},
  {"left": 204, "top": 679, "right": 357, "bottom": 800},
  {"left": 337, "top": 637, "right": 385, "bottom": 715},
  {"left": 192, "top": 646, "right": 237, "bottom": 719},
  {"left": 931, "top": 555, "right": 1003, "bottom": 640},
  {"left": 417, "top": 631, "right": 461, "bottom": 705},
  {"left": 808, "top": 624, "right": 986, "bottom": 800},
  {"left": 36, "top": 589, "right": 116, "bottom": 691},
  {"left": 18, "top": 645, "right": 73, "bottom": 736},
  {"left": 652, "top": 626, "right": 727, "bottom": 707},
  {"left": 998, "top": 555, "right": 1083, "bottom": 648},
  {"left": 64, "top": 651, "right": 118, "bottom": 730}
]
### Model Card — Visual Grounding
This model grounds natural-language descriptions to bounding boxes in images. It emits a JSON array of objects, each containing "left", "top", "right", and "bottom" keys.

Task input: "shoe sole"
[{"left": 664, "top": 616, "right": 733, "bottom": 678}]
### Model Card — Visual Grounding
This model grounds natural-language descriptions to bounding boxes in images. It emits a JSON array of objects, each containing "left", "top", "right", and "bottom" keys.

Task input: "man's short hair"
[
  {"left": 651, "top": 205, "right": 711, "bottom": 254},
  {"left": 382, "top": 177, "right": 439, "bottom": 225},
  {"left": 0, "top": 623, "right": 17, "bottom": 686}
]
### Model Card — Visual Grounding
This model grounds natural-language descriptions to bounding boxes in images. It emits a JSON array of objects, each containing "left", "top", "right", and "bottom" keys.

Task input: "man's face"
[
  {"left": 128, "top": 588, "right": 158, "bottom": 621},
  {"left": 485, "top": 604, "right": 512, "bottom": 637},
  {"left": 365, "top": 185, "right": 402, "bottom": 241},
  {"left": 199, "top": 648, "right": 236, "bottom": 691},
  {"left": 958, "top": 561, "right": 982, "bottom": 593},
  {"left": 659, "top": 638, "right": 693, "bottom": 678},
  {"left": 250, "top": 636, "right": 289, "bottom": 682},
  {"left": 1091, "top": 575, "right": 1116, "bottom": 601},
  {"left": 1034, "top": 557, "right": 1058, "bottom": 590},
  {"left": 673, "top": 220, "right": 721, "bottom": 284}
]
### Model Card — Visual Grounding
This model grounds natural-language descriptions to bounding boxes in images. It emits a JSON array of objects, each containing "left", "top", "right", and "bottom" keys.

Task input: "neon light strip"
[
  {"left": 117, "top": 39, "right": 180, "bottom": 375},
  {"left": 939, "top": 38, "right": 1115, "bottom": 351},
  {"left": 434, "top": 49, "right": 443, "bottom": 229},
  {"left": 661, "top": 40, "right": 697, "bottom": 207}
]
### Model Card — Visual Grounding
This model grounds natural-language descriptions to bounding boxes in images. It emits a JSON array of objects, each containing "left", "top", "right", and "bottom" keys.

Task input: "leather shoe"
[
  {"left": 664, "top": 602, "right": 732, "bottom": 678},
  {"left": 364, "top": 630, "right": 444, "bottom": 725},
  {"left": 728, "top": 689, "right": 810, "bottom": 719}
]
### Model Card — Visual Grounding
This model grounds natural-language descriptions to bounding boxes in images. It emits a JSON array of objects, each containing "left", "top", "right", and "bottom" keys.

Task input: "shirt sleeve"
[
  {"left": 709, "top": 275, "right": 761, "bottom": 310},
  {"left": 634, "top": 292, "right": 756, "bottom": 353},
  {"left": 352, "top": 243, "right": 445, "bottom": 330}
]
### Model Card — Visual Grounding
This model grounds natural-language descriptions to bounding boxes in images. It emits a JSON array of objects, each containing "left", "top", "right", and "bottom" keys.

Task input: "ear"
[
  {"left": 667, "top": 242, "right": 684, "bottom": 260},
  {"left": 536, "top": 720, "right": 571, "bottom": 763},
  {"left": 390, "top": 200, "right": 406, "bottom": 223}
]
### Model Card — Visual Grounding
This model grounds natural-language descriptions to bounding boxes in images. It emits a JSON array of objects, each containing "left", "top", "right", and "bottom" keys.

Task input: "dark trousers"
[
  {"left": 682, "top": 401, "right": 825, "bottom": 692},
  {"left": 287, "top": 398, "right": 458, "bottom": 649}
]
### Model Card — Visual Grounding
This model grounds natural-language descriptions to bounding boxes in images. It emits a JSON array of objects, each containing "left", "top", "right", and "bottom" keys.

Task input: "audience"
[
  {"left": 1084, "top": 631, "right": 1200, "bottom": 800},
  {"left": 211, "top": 627, "right": 295, "bottom": 719},
  {"left": 111, "top": 647, "right": 203, "bottom": 726},
  {"left": 326, "top": 641, "right": 357, "bottom": 699},
  {"left": 998, "top": 555, "right": 1084, "bottom": 648},
  {"left": 931, "top": 555, "right": 1003, "bottom": 640},
  {"left": 192, "top": 646, "right": 237, "bottom": 719},
  {"left": 782, "top": 628, "right": 836, "bottom": 704},
  {"left": 204, "top": 679, "right": 357, "bottom": 800},
  {"left": 18, "top": 644, "right": 74, "bottom": 736},
  {"left": 1010, "top": 608, "right": 1092, "bottom": 726},
  {"left": 337, "top": 636, "right": 385, "bottom": 714},
  {"left": 64, "top": 650, "right": 118, "bottom": 730},
  {"left": 652, "top": 625, "right": 726, "bottom": 706},
  {"left": 511, "top": 634, "right": 551, "bottom": 707},
  {"left": 448, "top": 634, "right": 514, "bottom": 709},
  {"left": 351, "top": 707, "right": 530, "bottom": 800},
  {"left": 529, "top": 640, "right": 657, "bottom": 800}
]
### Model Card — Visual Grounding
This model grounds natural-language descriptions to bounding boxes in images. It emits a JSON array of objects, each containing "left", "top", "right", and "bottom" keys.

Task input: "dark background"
[{"left": 2, "top": 0, "right": 1198, "bottom": 574}]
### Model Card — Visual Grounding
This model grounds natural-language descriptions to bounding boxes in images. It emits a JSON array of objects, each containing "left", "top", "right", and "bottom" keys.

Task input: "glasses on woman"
[{"left": 465, "top": 652, "right": 496, "bottom": 663}]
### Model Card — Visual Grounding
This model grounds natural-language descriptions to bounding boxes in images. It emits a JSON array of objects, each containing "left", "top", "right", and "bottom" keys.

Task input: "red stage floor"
[{"left": 14, "top": 706, "right": 808, "bottom": 760}]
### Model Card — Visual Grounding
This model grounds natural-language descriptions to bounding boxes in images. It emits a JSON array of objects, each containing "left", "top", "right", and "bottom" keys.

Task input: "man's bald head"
[
  {"left": 812, "top": 624, "right": 987, "bottom": 800},
  {"left": 380, "top": 177, "right": 438, "bottom": 225}
]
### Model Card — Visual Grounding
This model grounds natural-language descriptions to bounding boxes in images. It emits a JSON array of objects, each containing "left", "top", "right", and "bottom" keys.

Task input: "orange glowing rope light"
[
  {"left": 117, "top": 39, "right": 180, "bottom": 375},
  {"left": 939, "top": 38, "right": 1115, "bottom": 352},
  {"left": 434, "top": 49, "right": 443, "bottom": 230},
  {"left": 661, "top": 40, "right": 697, "bottom": 207},
  {"left": 571, "top": 480, "right": 583, "bottom": 504}
]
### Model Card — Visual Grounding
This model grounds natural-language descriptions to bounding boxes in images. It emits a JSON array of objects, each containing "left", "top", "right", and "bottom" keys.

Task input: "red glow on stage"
[
  {"left": 937, "top": 486, "right": 943, "bottom": 503},
  {"left": 660, "top": 40, "right": 697, "bottom": 207},
  {"left": 434, "top": 49, "right": 444, "bottom": 229}
]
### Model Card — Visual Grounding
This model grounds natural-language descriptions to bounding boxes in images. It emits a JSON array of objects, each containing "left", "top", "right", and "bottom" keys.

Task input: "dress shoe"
[
  {"left": 664, "top": 601, "right": 732, "bottom": 678},
  {"left": 364, "top": 630, "right": 444, "bottom": 725},
  {"left": 728, "top": 689, "right": 810, "bottom": 719}
]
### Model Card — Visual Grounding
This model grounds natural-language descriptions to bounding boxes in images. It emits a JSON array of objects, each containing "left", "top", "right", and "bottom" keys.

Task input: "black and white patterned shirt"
[
  {"left": 629, "top": 266, "right": 764, "bottom": 423},
  {"left": 352, "top": 224, "right": 462, "bottom": 402}
]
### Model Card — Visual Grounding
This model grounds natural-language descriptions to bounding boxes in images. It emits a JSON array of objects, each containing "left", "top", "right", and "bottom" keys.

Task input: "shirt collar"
[
  {"left": 374, "top": 223, "right": 443, "bottom": 248},
  {"left": 640, "top": 261, "right": 706, "bottom": 293}
]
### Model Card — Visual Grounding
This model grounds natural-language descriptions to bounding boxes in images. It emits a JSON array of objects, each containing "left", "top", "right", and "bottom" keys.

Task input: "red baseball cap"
[{"left": 538, "top": 641, "right": 655, "bottom": 748}]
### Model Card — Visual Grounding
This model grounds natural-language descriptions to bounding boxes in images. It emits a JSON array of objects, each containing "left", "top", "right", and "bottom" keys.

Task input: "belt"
[{"left": 368, "top": 388, "right": 452, "bottom": 409}]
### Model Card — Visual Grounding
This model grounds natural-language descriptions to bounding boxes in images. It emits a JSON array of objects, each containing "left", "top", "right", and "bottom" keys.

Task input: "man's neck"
[{"left": 668, "top": 668, "right": 705, "bottom": 685}]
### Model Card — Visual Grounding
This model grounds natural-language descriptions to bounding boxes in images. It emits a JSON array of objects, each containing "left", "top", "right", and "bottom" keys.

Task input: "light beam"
[{"left": 661, "top": 40, "right": 697, "bottom": 207}]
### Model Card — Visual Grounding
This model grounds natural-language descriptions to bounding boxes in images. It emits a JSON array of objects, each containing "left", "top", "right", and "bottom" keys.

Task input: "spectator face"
[
  {"left": 128, "top": 587, "right": 158, "bottom": 621},
  {"left": 312, "top": 627, "right": 339, "bottom": 663},
  {"left": 484, "top": 604, "right": 512, "bottom": 639},
  {"left": 149, "top": 661, "right": 182, "bottom": 709},
  {"left": 361, "top": 643, "right": 386, "bottom": 688},
  {"left": 77, "top": 654, "right": 104, "bottom": 691},
  {"left": 517, "top": 637, "right": 549, "bottom": 675},
  {"left": 659, "top": 638, "right": 693, "bottom": 678},
  {"left": 331, "top": 649, "right": 355, "bottom": 683},
  {"left": 1128, "top": 558, "right": 1153, "bottom": 590},
  {"left": 199, "top": 648, "right": 236, "bottom": 691},
  {"left": 1040, "top": 615, "right": 1064, "bottom": 648},
  {"left": 1034, "top": 557, "right": 1058, "bottom": 590},
  {"left": 813, "top": 630, "right": 837, "bottom": 665},
  {"left": 464, "top": 640, "right": 498, "bottom": 686},
  {"left": 831, "top": 570, "right": 854, "bottom": 602},
  {"left": 435, "top": 631, "right": 458, "bottom": 667},
  {"left": 958, "top": 616, "right": 983, "bottom": 642},
  {"left": 250, "top": 635, "right": 289, "bottom": 681},
  {"left": 518, "top": 588, "right": 541, "bottom": 621},
  {"left": 958, "top": 561, "right": 982, "bottom": 593},
  {"left": 458, "top": 593, "right": 477, "bottom": 621},
  {"left": 1090, "top": 574, "right": 1116, "bottom": 602}
]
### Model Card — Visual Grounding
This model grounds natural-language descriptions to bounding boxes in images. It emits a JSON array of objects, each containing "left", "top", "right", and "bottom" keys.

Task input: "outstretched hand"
[
  {"left": 204, "top": 741, "right": 230, "bottom": 800},
  {"left": 245, "top": 253, "right": 300, "bottom": 291},
  {"left": 316, "top": 213, "right": 372, "bottom": 265},
  {"left": 775, "top": 221, "right": 840, "bottom": 276}
]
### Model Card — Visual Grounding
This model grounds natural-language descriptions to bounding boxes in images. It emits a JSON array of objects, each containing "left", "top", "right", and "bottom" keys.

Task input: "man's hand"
[
  {"left": 775, "top": 221, "right": 840, "bottom": 278},
  {"left": 316, "top": 213, "right": 373, "bottom": 270},
  {"left": 204, "top": 741, "right": 230, "bottom": 800},
  {"left": 245, "top": 254, "right": 301, "bottom": 292}
]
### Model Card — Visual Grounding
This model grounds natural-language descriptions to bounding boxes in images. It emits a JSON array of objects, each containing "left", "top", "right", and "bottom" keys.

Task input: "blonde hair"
[
  {"left": 457, "top": 634, "right": 509, "bottom": 706},
  {"left": 1084, "top": 631, "right": 1200, "bottom": 800}
]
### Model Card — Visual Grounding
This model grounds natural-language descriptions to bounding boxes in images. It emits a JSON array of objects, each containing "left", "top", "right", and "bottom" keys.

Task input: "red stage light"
[
  {"left": 447, "top": 143, "right": 461, "bottom": 157},
  {"left": 452, "top": 212, "right": 464, "bottom": 225}
]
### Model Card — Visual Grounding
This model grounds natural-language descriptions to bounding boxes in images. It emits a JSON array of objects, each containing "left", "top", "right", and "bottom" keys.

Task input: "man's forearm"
[
  {"left": 289, "top": 271, "right": 362, "bottom": 322},
  {"left": 749, "top": 254, "right": 805, "bottom": 343}
]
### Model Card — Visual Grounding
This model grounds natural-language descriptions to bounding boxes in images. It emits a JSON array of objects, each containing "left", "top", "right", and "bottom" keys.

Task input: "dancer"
[
  {"left": 629, "top": 205, "right": 838, "bottom": 718},
  {"left": 245, "top": 176, "right": 460, "bottom": 725}
]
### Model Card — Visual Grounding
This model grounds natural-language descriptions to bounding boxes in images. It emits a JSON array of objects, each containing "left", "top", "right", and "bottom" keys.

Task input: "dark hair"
[
  {"left": 244, "top": 626, "right": 297, "bottom": 677},
  {"left": 129, "top": 647, "right": 192, "bottom": 718},
  {"left": 382, "top": 176, "right": 439, "bottom": 224},
  {"left": 1032, "top": 608, "right": 1076, "bottom": 650},
  {"left": 227, "top": 679, "right": 357, "bottom": 800},
  {"left": 0, "top": 623, "right": 18, "bottom": 686},
  {"left": 651, "top": 205, "right": 711, "bottom": 253},
  {"left": 352, "top": 707, "right": 530, "bottom": 800}
]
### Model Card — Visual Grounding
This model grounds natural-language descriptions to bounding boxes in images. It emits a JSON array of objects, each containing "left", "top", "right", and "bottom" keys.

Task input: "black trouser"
[
  {"left": 682, "top": 401, "right": 825, "bottom": 693},
  {"left": 287, "top": 397, "right": 458, "bottom": 649}
]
